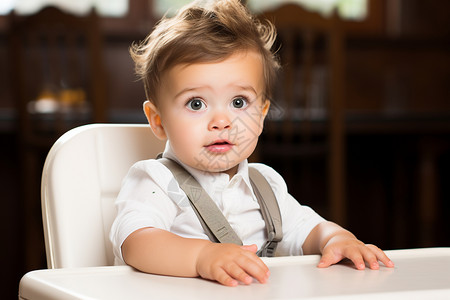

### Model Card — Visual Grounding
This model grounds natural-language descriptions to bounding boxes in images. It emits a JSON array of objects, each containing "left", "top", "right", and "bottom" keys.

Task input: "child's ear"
[
  {"left": 262, "top": 100, "right": 270, "bottom": 118},
  {"left": 143, "top": 100, "right": 167, "bottom": 140},
  {"left": 257, "top": 99, "right": 271, "bottom": 135}
]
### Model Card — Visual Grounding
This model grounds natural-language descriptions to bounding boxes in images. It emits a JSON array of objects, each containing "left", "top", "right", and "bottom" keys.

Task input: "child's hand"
[
  {"left": 303, "top": 221, "right": 394, "bottom": 270},
  {"left": 196, "top": 243, "right": 270, "bottom": 286},
  {"left": 317, "top": 234, "right": 394, "bottom": 270}
]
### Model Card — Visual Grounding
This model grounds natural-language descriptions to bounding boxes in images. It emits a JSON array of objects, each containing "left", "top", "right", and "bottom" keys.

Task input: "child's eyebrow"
[
  {"left": 234, "top": 84, "right": 258, "bottom": 95},
  {"left": 174, "top": 87, "right": 201, "bottom": 99},
  {"left": 174, "top": 84, "right": 259, "bottom": 99}
]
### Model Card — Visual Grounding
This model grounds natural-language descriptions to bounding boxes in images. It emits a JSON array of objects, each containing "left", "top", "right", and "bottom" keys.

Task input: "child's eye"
[
  {"left": 186, "top": 98, "right": 206, "bottom": 111},
  {"left": 231, "top": 97, "right": 248, "bottom": 109}
]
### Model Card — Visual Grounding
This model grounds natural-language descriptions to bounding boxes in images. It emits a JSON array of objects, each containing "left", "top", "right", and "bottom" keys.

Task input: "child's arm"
[
  {"left": 121, "top": 227, "right": 270, "bottom": 286},
  {"left": 302, "top": 221, "right": 394, "bottom": 270}
]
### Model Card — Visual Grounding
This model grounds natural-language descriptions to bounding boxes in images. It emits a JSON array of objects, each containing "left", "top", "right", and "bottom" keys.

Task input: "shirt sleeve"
[
  {"left": 249, "top": 163, "right": 326, "bottom": 256},
  {"left": 109, "top": 159, "right": 180, "bottom": 264}
]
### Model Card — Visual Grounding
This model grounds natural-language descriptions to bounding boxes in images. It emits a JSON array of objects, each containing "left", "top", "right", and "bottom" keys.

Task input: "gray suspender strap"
[
  {"left": 158, "top": 157, "right": 282, "bottom": 257},
  {"left": 159, "top": 157, "right": 243, "bottom": 245},
  {"left": 248, "top": 167, "right": 283, "bottom": 257}
]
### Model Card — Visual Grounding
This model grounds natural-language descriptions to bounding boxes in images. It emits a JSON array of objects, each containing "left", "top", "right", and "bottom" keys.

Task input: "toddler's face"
[{"left": 146, "top": 50, "right": 269, "bottom": 177}]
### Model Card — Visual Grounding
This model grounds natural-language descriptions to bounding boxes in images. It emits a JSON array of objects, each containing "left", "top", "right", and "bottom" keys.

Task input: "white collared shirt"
[{"left": 110, "top": 141, "right": 325, "bottom": 264}]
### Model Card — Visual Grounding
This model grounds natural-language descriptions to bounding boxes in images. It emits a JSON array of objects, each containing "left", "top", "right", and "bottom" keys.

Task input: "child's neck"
[{"left": 222, "top": 165, "right": 239, "bottom": 179}]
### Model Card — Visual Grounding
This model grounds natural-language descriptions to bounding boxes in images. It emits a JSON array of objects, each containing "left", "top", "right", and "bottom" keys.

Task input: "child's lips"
[{"left": 205, "top": 140, "right": 234, "bottom": 153}]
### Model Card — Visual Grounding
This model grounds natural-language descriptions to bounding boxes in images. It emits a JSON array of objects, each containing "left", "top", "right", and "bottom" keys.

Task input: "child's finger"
[
  {"left": 366, "top": 244, "right": 395, "bottom": 268},
  {"left": 243, "top": 262, "right": 270, "bottom": 284},
  {"left": 240, "top": 244, "right": 258, "bottom": 253},
  {"left": 225, "top": 262, "right": 254, "bottom": 285},
  {"left": 214, "top": 266, "right": 239, "bottom": 287},
  {"left": 240, "top": 247, "right": 270, "bottom": 272},
  {"left": 235, "top": 253, "right": 270, "bottom": 284},
  {"left": 317, "top": 250, "right": 341, "bottom": 268},
  {"left": 359, "top": 247, "right": 379, "bottom": 269},
  {"left": 342, "top": 249, "right": 368, "bottom": 270}
]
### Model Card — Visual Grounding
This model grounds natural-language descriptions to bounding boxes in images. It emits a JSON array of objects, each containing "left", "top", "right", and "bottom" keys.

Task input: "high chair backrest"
[{"left": 41, "top": 124, "right": 166, "bottom": 268}]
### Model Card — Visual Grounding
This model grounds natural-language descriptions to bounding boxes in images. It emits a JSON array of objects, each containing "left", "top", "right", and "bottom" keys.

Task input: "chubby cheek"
[
  {"left": 239, "top": 111, "right": 265, "bottom": 142},
  {"left": 164, "top": 118, "right": 203, "bottom": 154},
  {"left": 167, "top": 126, "right": 194, "bottom": 148},
  {"left": 239, "top": 138, "right": 258, "bottom": 159}
]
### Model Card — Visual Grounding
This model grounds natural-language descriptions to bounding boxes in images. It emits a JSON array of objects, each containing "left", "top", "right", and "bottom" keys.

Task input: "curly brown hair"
[{"left": 131, "top": 0, "right": 280, "bottom": 104}]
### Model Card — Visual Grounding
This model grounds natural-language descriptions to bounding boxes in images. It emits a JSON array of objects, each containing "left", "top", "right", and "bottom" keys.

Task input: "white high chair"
[{"left": 41, "top": 124, "right": 166, "bottom": 268}]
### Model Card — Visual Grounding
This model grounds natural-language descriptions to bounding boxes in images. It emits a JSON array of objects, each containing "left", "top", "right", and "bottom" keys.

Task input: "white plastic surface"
[
  {"left": 19, "top": 248, "right": 450, "bottom": 300},
  {"left": 41, "top": 124, "right": 166, "bottom": 268}
]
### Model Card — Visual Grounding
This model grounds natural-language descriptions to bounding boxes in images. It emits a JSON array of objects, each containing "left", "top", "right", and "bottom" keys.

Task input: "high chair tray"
[{"left": 19, "top": 247, "right": 450, "bottom": 300}]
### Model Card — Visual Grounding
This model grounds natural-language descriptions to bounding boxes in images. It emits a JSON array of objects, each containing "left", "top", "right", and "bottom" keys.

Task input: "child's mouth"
[{"left": 205, "top": 140, "right": 234, "bottom": 153}]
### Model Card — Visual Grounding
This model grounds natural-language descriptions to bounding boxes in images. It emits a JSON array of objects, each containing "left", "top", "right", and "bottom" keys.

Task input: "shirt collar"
[{"left": 161, "top": 141, "right": 253, "bottom": 196}]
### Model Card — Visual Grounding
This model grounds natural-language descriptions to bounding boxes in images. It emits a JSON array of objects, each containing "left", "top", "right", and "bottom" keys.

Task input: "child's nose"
[{"left": 208, "top": 112, "right": 232, "bottom": 130}]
